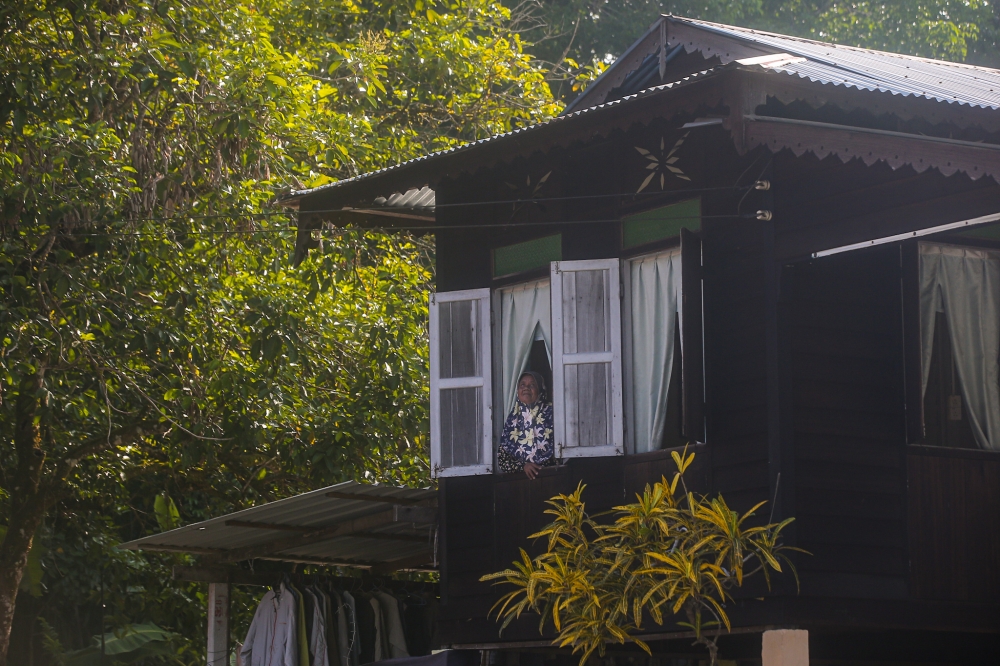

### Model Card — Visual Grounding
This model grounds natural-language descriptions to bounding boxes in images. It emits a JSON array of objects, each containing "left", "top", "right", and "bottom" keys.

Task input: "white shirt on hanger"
[{"left": 241, "top": 583, "right": 298, "bottom": 666}]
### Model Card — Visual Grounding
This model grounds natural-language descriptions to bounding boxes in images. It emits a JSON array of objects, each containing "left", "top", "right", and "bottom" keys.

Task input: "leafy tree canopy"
[{"left": 0, "top": 0, "right": 555, "bottom": 662}]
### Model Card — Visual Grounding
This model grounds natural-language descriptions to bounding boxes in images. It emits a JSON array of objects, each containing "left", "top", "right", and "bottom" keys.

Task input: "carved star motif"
[{"left": 635, "top": 132, "right": 691, "bottom": 192}]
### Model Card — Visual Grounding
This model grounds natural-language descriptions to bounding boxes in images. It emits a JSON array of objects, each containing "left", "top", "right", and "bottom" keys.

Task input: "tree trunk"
[
  {"left": 0, "top": 373, "right": 47, "bottom": 666},
  {"left": 0, "top": 495, "right": 47, "bottom": 666}
]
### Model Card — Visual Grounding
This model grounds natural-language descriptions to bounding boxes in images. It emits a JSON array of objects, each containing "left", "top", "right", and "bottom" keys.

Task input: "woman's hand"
[{"left": 523, "top": 462, "right": 542, "bottom": 479}]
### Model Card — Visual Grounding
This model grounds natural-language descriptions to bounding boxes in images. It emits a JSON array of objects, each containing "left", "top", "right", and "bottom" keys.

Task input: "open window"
[
  {"left": 429, "top": 289, "right": 493, "bottom": 477},
  {"left": 621, "top": 229, "right": 704, "bottom": 453},
  {"left": 904, "top": 242, "right": 1000, "bottom": 451},
  {"left": 551, "top": 259, "right": 624, "bottom": 458},
  {"left": 493, "top": 280, "right": 552, "bottom": 443}
]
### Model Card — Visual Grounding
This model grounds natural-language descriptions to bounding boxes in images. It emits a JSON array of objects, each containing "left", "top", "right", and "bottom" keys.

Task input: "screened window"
[
  {"left": 493, "top": 234, "right": 562, "bottom": 278},
  {"left": 622, "top": 198, "right": 701, "bottom": 249}
]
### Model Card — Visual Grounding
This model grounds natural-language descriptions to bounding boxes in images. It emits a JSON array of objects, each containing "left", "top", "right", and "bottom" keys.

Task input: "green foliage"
[
  {"left": 153, "top": 494, "right": 180, "bottom": 533},
  {"left": 62, "top": 623, "right": 180, "bottom": 665},
  {"left": 482, "top": 449, "right": 802, "bottom": 666},
  {"left": 0, "top": 0, "right": 555, "bottom": 662}
]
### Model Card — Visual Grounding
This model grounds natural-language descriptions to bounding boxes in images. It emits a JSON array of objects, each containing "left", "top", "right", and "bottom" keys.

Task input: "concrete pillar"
[
  {"left": 762, "top": 629, "right": 808, "bottom": 666},
  {"left": 207, "top": 582, "right": 230, "bottom": 665}
]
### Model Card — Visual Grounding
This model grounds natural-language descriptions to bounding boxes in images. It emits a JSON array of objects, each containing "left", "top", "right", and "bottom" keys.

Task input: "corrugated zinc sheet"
[
  {"left": 281, "top": 69, "right": 717, "bottom": 204},
  {"left": 118, "top": 481, "right": 436, "bottom": 566},
  {"left": 283, "top": 17, "right": 1000, "bottom": 207},
  {"left": 374, "top": 186, "right": 436, "bottom": 212},
  {"left": 669, "top": 16, "right": 1000, "bottom": 109}
]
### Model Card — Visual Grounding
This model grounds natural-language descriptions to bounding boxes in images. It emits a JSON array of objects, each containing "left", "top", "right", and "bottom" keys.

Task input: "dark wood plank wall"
[
  {"left": 783, "top": 247, "right": 910, "bottom": 600},
  {"left": 437, "top": 449, "right": 710, "bottom": 647},
  {"left": 908, "top": 446, "right": 1000, "bottom": 602},
  {"left": 774, "top": 151, "right": 1000, "bottom": 609},
  {"left": 433, "top": 122, "right": 1000, "bottom": 647}
]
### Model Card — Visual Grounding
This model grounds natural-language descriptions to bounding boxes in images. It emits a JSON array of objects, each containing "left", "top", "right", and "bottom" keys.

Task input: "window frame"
[
  {"left": 429, "top": 288, "right": 494, "bottom": 478},
  {"left": 620, "top": 228, "right": 706, "bottom": 453},
  {"left": 550, "top": 258, "right": 625, "bottom": 459}
]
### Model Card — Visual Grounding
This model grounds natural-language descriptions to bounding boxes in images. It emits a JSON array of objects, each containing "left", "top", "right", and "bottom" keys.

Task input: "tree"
[
  {"left": 0, "top": 0, "right": 557, "bottom": 662},
  {"left": 482, "top": 449, "right": 802, "bottom": 666}
]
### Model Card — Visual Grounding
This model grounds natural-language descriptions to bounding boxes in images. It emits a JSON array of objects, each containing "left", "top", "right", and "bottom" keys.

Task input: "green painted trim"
[
  {"left": 623, "top": 198, "right": 701, "bottom": 248},
  {"left": 957, "top": 222, "right": 1000, "bottom": 241},
  {"left": 493, "top": 234, "right": 562, "bottom": 278}
]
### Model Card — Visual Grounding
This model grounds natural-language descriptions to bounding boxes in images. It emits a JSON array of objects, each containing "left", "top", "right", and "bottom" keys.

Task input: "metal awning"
[{"left": 118, "top": 481, "right": 438, "bottom": 574}]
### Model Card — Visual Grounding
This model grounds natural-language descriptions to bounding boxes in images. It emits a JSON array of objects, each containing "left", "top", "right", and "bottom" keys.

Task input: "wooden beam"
[
  {"left": 217, "top": 509, "right": 396, "bottom": 563},
  {"left": 368, "top": 551, "right": 436, "bottom": 576},
  {"left": 172, "top": 565, "right": 441, "bottom": 592},
  {"left": 134, "top": 543, "right": 227, "bottom": 556},
  {"left": 254, "top": 554, "right": 380, "bottom": 568},
  {"left": 324, "top": 491, "right": 428, "bottom": 506},
  {"left": 393, "top": 505, "right": 437, "bottom": 524},
  {"left": 224, "top": 519, "right": 310, "bottom": 532},
  {"left": 353, "top": 531, "right": 430, "bottom": 544}
]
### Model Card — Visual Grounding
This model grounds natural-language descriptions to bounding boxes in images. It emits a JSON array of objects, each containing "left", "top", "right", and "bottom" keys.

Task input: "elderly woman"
[{"left": 498, "top": 371, "right": 555, "bottom": 479}]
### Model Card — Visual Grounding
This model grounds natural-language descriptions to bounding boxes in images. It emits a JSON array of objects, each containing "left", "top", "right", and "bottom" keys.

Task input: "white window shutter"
[
  {"left": 429, "top": 289, "right": 493, "bottom": 477},
  {"left": 550, "top": 259, "right": 624, "bottom": 458}
]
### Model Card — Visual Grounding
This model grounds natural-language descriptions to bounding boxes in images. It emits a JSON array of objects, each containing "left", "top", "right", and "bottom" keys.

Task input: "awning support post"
[{"left": 207, "top": 582, "right": 230, "bottom": 665}]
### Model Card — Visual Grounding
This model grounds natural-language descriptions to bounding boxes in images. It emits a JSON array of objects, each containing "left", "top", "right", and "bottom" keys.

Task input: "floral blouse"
[{"left": 498, "top": 399, "right": 555, "bottom": 473}]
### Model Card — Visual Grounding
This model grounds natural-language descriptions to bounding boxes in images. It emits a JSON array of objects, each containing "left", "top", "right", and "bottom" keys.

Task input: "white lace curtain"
[
  {"left": 629, "top": 249, "right": 682, "bottom": 453},
  {"left": 499, "top": 281, "right": 551, "bottom": 413},
  {"left": 920, "top": 243, "right": 1000, "bottom": 451}
]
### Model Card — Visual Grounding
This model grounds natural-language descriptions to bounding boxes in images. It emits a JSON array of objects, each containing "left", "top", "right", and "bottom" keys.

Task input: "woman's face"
[{"left": 517, "top": 374, "right": 541, "bottom": 406}]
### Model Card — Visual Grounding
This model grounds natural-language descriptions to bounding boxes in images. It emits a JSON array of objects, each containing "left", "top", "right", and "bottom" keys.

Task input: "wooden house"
[{"left": 283, "top": 16, "right": 1000, "bottom": 665}]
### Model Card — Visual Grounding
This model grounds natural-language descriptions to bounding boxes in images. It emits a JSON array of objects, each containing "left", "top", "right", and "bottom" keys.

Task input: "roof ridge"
[{"left": 666, "top": 15, "right": 1000, "bottom": 74}]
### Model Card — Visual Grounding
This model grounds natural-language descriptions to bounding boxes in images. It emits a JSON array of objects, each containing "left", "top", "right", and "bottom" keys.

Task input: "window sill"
[
  {"left": 493, "top": 464, "right": 568, "bottom": 480},
  {"left": 626, "top": 441, "right": 707, "bottom": 462},
  {"left": 908, "top": 444, "right": 1000, "bottom": 461}
]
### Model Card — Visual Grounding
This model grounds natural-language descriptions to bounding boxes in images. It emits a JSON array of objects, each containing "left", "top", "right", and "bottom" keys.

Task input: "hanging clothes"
[
  {"left": 401, "top": 594, "right": 429, "bottom": 658},
  {"left": 240, "top": 584, "right": 298, "bottom": 666},
  {"left": 289, "top": 586, "right": 310, "bottom": 666},
  {"left": 353, "top": 592, "right": 377, "bottom": 665},
  {"left": 340, "top": 591, "right": 361, "bottom": 666},
  {"left": 368, "top": 594, "right": 387, "bottom": 662},
  {"left": 331, "top": 590, "right": 351, "bottom": 666},
  {"left": 372, "top": 591, "right": 408, "bottom": 658},
  {"left": 319, "top": 589, "right": 340, "bottom": 666},
  {"left": 394, "top": 597, "right": 408, "bottom": 654},
  {"left": 305, "top": 588, "right": 331, "bottom": 666}
]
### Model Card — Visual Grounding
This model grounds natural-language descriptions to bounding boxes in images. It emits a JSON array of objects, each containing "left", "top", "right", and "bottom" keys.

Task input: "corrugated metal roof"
[
  {"left": 280, "top": 68, "right": 718, "bottom": 204},
  {"left": 668, "top": 16, "right": 1000, "bottom": 109},
  {"left": 282, "top": 16, "right": 1000, "bottom": 208},
  {"left": 374, "top": 186, "right": 436, "bottom": 212},
  {"left": 118, "top": 481, "right": 437, "bottom": 570}
]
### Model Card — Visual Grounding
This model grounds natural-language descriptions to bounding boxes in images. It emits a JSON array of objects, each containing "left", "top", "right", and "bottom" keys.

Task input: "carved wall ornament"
[
  {"left": 635, "top": 132, "right": 691, "bottom": 192},
  {"left": 505, "top": 170, "right": 552, "bottom": 217}
]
